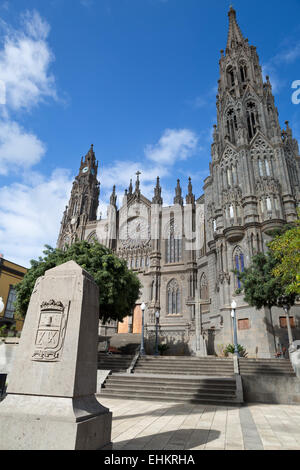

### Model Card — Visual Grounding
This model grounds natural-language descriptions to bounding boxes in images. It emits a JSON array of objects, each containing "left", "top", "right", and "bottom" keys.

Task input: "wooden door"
[
  {"left": 132, "top": 305, "right": 142, "bottom": 334},
  {"left": 118, "top": 315, "right": 129, "bottom": 334}
]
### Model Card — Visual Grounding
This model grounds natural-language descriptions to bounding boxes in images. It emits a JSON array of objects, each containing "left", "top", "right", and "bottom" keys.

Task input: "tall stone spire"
[
  {"left": 226, "top": 6, "right": 246, "bottom": 52},
  {"left": 135, "top": 171, "right": 141, "bottom": 196},
  {"left": 152, "top": 177, "right": 163, "bottom": 205},
  {"left": 110, "top": 185, "right": 117, "bottom": 207},
  {"left": 57, "top": 145, "right": 100, "bottom": 250},
  {"left": 174, "top": 179, "right": 183, "bottom": 206},
  {"left": 128, "top": 179, "right": 133, "bottom": 195},
  {"left": 186, "top": 177, "right": 195, "bottom": 205}
]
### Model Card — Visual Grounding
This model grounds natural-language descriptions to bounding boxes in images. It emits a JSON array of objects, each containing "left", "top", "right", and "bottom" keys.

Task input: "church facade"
[{"left": 57, "top": 7, "right": 300, "bottom": 358}]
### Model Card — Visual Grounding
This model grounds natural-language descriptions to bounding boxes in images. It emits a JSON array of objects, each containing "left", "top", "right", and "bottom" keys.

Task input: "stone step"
[
  {"left": 137, "top": 358, "right": 233, "bottom": 363},
  {"left": 239, "top": 357, "right": 290, "bottom": 364},
  {"left": 240, "top": 371, "right": 295, "bottom": 376},
  {"left": 101, "top": 381, "right": 237, "bottom": 397},
  {"left": 134, "top": 367, "right": 234, "bottom": 373},
  {"left": 98, "top": 362, "right": 132, "bottom": 366},
  {"left": 104, "top": 382, "right": 236, "bottom": 394},
  {"left": 99, "top": 389, "right": 239, "bottom": 405},
  {"left": 108, "top": 377, "right": 236, "bottom": 387},
  {"left": 239, "top": 365, "right": 294, "bottom": 370},
  {"left": 133, "top": 372, "right": 234, "bottom": 377}
]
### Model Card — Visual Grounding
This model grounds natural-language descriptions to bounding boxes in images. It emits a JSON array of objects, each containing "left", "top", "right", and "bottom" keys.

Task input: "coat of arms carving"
[{"left": 32, "top": 299, "right": 69, "bottom": 362}]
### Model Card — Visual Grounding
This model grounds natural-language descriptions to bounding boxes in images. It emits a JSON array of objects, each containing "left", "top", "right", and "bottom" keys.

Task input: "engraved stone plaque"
[{"left": 32, "top": 300, "right": 69, "bottom": 362}]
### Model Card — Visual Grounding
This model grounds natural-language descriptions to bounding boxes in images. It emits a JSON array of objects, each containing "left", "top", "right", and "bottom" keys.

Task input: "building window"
[
  {"left": 246, "top": 101, "right": 259, "bottom": 140},
  {"left": 166, "top": 220, "right": 182, "bottom": 263},
  {"left": 227, "top": 66, "right": 235, "bottom": 87},
  {"left": 234, "top": 247, "right": 245, "bottom": 289},
  {"left": 240, "top": 62, "right": 248, "bottom": 83},
  {"left": 238, "top": 318, "right": 250, "bottom": 330},
  {"left": 279, "top": 317, "right": 295, "bottom": 329},
  {"left": 200, "top": 274, "right": 209, "bottom": 300},
  {"left": 167, "top": 279, "right": 181, "bottom": 315},
  {"left": 226, "top": 108, "right": 238, "bottom": 144},
  {"left": 4, "top": 286, "right": 17, "bottom": 319},
  {"left": 265, "top": 159, "right": 271, "bottom": 176}
]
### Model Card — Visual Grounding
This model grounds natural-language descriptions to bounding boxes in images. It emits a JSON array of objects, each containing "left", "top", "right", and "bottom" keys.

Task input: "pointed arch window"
[
  {"left": 167, "top": 279, "right": 181, "bottom": 315},
  {"left": 240, "top": 62, "right": 248, "bottom": 83},
  {"left": 234, "top": 247, "right": 245, "bottom": 289},
  {"left": 226, "top": 108, "right": 238, "bottom": 144},
  {"left": 227, "top": 66, "right": 235, "bottom": 87},
  {"left": 200, "top": 274, "right": 209, "bottom": 301},
  {"left": 246, "top": 101, "right": 259, "bottom": 140},
  {"left": 166, "top": 219, "right": 182, "bottom": 263}
]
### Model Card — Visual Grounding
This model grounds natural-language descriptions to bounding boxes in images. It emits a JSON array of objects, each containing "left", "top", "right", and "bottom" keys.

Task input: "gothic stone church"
[{"left": 57, "top": 7, "right": 300, "bottom": 358}]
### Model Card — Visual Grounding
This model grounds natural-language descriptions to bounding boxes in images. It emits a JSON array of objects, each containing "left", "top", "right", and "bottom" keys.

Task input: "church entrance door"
[{"left": 132, "top": 304, "right": 142, "bottom": 334}]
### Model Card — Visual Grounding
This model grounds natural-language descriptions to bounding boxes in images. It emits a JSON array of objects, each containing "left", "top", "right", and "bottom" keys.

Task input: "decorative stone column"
[{"left": 0, "top": 261, "right": 112, "bottom": 450}]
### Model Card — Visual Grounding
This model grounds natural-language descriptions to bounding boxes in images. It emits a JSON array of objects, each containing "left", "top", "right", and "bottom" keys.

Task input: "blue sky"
[{"left": 0, "top": 0, "right": 300, "bottom": 267}]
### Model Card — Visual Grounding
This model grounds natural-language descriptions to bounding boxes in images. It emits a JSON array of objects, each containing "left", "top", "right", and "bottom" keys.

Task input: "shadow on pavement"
[{"left": 113, "top": 428, "right": 221, "bottom": 451}]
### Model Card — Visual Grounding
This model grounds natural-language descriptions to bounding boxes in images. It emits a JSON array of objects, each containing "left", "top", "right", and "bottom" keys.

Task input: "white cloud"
[
  {"left": 0, "top": 10, "right": 56, "bottom": 112},
  {"left": 144, "top": 128, "right": 199, "bottom": 165},
  {"left": 0, "top": 119, "right": 46, "bottom": 175},
  {"left": 0, "top": 169, "right": 72, "bottom": 267},
  {"left": 0, "top": 10, "right": 57, "bottom": 175}
]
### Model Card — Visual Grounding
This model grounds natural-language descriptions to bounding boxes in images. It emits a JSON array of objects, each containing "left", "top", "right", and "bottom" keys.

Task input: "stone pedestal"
[{"left": 0, "top": 261, "right": 112, "bottom": 450}]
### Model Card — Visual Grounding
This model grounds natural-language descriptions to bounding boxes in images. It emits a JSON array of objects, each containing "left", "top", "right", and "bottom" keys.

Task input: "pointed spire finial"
[
  {"left": 226, "top": 5, "right": 246, "bottom": 51},
  {"left": 174, "top": 179, "right": 183, "bottom": 206},
  {"left": 110, "top": 185, "right": 117, "bottom": 206},
  {"left": 152, "top": 176, "right": 163, "bottom": 205},
  {"left": 186, "top": 177, "right": 195, "bottom": 205},
  {"left": 135, "top": 171, "right": 141, "bottom": 195}
]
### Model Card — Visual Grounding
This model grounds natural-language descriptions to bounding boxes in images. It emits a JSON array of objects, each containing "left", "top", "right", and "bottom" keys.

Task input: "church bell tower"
[{"left": 57, "top": 145, "right": 100, "bottom": 249}]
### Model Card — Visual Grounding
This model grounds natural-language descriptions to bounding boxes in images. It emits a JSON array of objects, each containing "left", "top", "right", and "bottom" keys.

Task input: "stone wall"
[{"left": 242, "top": 375, "right": 300, "bottom": 405}]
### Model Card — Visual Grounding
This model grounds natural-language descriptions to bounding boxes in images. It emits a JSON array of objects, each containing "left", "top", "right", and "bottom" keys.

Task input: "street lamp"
[
  {"left": 154, "top": 310, "right": 160, "bottom": 356},
  {"left": 140, "top": 302, "right": 146, "bottom": 356},
  {"left": 231, "top": 299, "right": 240, "bottom": 357},
  {"left": 278, "top": 295, "right": 294, "bottom": 348}
]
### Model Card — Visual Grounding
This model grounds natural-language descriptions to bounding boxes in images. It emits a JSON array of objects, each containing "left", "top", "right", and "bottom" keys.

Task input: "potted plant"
[
  {"left": 224, "top": 343, "right": 248, "bottom": 358},
  {"left": 158, "top": 344, "right": 169, "bottom": 356}
]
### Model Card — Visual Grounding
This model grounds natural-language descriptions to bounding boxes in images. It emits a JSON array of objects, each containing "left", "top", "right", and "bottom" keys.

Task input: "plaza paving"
[{"left": 98, "top": 397, "right": 300, "bottom": 450}]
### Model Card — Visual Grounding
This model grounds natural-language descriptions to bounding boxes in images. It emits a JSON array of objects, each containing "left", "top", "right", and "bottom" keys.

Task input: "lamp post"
[
  {"left": 231, "top": 300, "right": 240, "bottom": 357},
  {"left": 154, "top": 310, "right": 160, "bottom": 356},
  {"left": 140, "top": 302, "right": 146, "bottom": 356},
  {"left": 278, "top": 296, "right": 294, "bottom": 348}
]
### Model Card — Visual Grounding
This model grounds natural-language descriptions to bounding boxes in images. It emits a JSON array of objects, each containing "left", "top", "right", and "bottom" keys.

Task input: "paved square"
[{"left": 98, "top": 397, "right": 300, "bottom": 451}]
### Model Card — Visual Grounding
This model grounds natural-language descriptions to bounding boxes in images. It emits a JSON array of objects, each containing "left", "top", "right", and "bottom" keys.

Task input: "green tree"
[
  {"left": 269, "top": 211, "right": 300, "bottom": 296},
  {"left": 237, "top": 252, "right": 287, "bottom": 310},
  {"left": 15, "top": 241, "right": 141, "bottom": 324}
]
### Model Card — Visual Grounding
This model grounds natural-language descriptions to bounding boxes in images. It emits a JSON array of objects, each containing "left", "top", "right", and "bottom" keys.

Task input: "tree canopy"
[
  {"left": 237, "top": 251, "right": 289, "bottom": 311},
  {"left": 269, "top": 211, "right": 300, "bottom": 296},
  {"left": 15, "top": 241, "right": 141, "bottom": 323}
]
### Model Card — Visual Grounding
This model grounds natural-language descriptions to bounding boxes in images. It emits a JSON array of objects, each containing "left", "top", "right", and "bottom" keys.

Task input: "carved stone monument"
[{"left": 0, "top": 261, "right": 112, "bottom": 450}]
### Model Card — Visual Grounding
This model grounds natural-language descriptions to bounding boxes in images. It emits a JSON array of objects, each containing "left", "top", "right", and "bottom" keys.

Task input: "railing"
[{"left": 127, "top": 345, "right": 141, "bottom": 374}]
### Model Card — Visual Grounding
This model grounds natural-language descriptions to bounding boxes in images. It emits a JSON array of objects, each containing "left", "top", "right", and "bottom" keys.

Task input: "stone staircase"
[
  {"left": 239, "top": 358, "right": 296, "bottom": 376},
  {"left": 133, "top": 355, "right": 235, "bottom": 377},
  {"left": 99, "top": 355, "right": 240, "bottom": 405},
  {"left": 100, "top": 374, "right": 240, "bottom": 405},
  {"left": 97, "top": 353, "right": 133, "bottom": 373}
]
